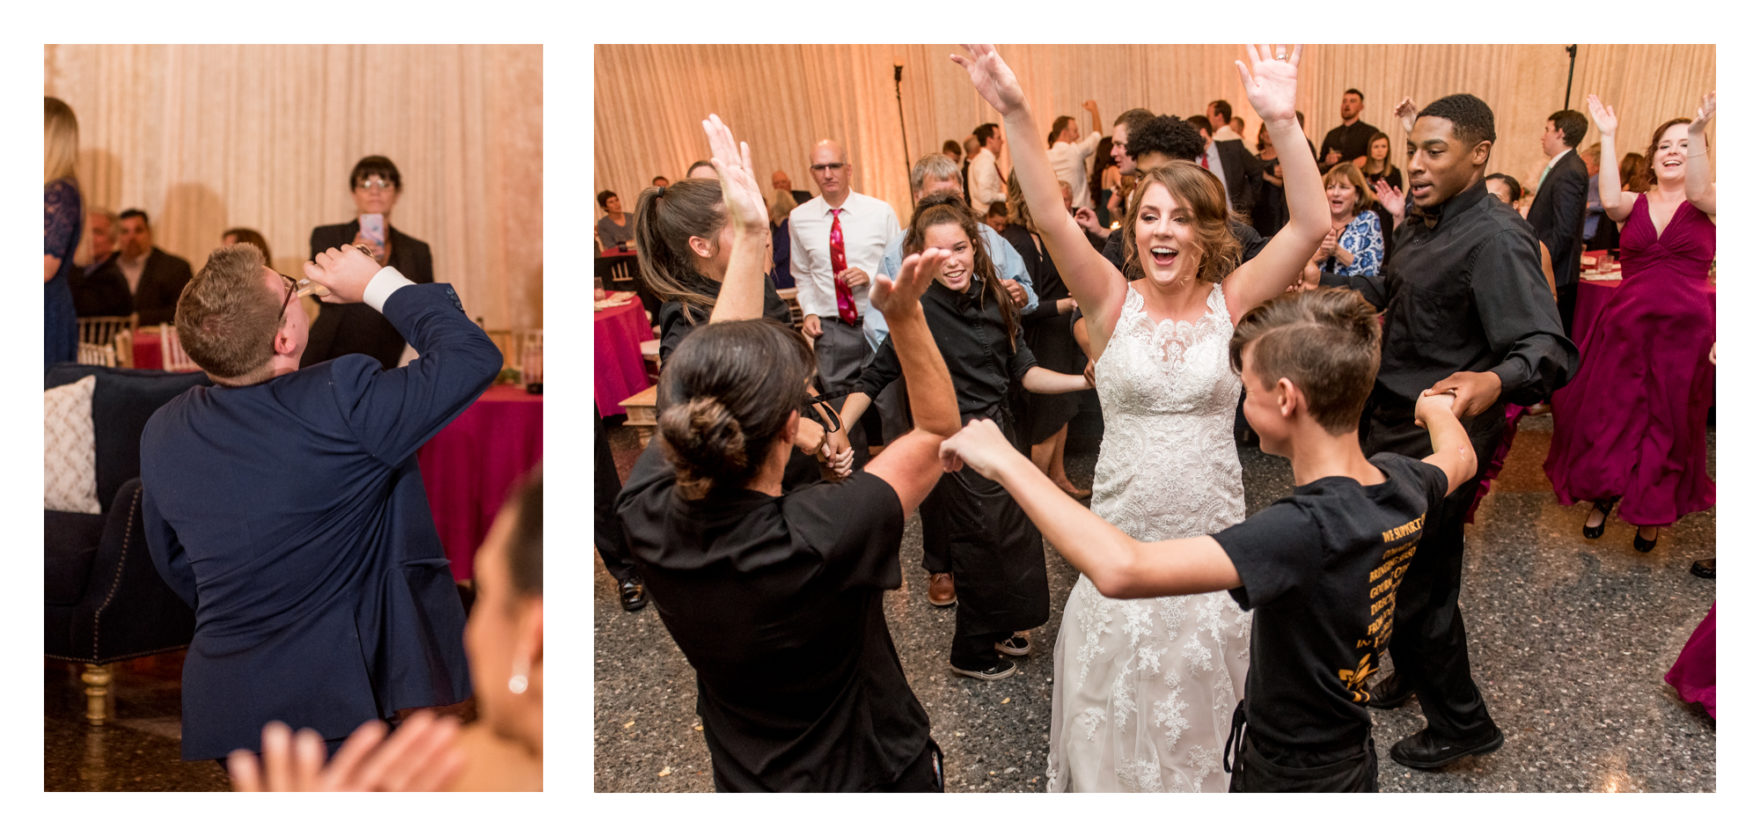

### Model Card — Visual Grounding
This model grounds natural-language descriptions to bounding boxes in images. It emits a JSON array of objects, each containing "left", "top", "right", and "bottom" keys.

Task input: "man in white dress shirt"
[
  {"left": 788, "top": 138, "right": 900, "bottom": 459},
  {"left": 967, "top": 123, "right": 1007, "bottom": 212},
  {"left": 1047, "top": 100, "right": 1104, "bottom": 211}
]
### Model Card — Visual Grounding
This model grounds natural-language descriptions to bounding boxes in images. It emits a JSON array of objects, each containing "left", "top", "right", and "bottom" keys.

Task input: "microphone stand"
[{"left": 894, "top": 64, "right": 911, "bottom": 183}]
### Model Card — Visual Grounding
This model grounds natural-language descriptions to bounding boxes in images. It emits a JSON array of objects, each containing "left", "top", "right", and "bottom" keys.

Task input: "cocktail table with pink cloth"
[
  {"left": 595, "top": 293, "right": 651, "bottom": 417},
  {"left": 416, "top": 384, "right": 543, "bottom": 580}
]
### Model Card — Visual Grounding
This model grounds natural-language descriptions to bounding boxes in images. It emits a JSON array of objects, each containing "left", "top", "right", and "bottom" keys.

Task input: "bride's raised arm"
[
  {"left": 1220, "top": 45, "right": 1330, "bottom": 322},
  {"left": 952, "top": 44, "right": 1129, "bottom": 357}
]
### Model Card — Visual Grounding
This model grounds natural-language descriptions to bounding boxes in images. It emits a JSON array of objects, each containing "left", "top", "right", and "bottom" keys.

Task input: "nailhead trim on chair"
[{"left": 91, "top": 483, "right": 141, "bottom": 659}]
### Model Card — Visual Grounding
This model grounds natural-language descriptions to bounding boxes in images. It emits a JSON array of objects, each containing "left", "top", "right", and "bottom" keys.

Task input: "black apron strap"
[{"left": 1223, "top": 699, "right": 1248, "bottom": 774}]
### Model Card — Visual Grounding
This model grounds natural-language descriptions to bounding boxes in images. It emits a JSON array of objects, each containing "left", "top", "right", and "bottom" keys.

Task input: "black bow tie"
[{"left": 1409, "top": 203, "right": 1442, "bottom": 230}]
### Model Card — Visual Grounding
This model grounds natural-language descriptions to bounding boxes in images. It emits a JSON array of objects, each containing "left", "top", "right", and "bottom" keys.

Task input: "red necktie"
[
  {"left": 1200, "top": 153, "right": 1211, "bottom": 170},
  {"left": 829, "top": 208, "right": 857, "bottom": 325}
]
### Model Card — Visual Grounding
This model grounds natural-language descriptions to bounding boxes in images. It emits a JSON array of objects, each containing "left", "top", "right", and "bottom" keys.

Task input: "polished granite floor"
[
  {"left": 44, "top": 652, "right": 230, "bottom": 791},
  {"left": 593, "top": 412, "right": 1717, "bottom": 792}
]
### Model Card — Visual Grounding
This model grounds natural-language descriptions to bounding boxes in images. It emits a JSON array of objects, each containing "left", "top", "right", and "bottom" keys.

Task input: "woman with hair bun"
[{"left": 615, "top": 206, "right": 965, "bottom": 791}]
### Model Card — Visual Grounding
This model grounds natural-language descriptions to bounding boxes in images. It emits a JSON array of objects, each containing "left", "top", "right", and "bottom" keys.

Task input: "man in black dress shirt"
[
  {"left": 1321, "top": 93, "right": 1577, "bottom": 771},
  {"left": 1320, "top": 88, "right": 1380, "bottom": 170},
  {"left": 1526, "top": 109, "right": 1592, "bottom": 338}
]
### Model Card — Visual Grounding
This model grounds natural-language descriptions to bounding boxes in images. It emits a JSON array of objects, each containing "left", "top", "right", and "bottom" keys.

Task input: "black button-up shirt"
[
  {"left": 857, "top": 279, "right": 1035, "bottom": 420},
  {"left": 1323, "top": 180, "right": 1578, "bottom": 406}
]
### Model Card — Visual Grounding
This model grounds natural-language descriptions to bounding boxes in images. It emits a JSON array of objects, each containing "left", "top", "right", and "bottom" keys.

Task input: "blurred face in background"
[
  {"left": 88, "top": 214, "right": 116, "bottom": 262},
  {"left": 352, "top": 174, "right": 400, "bottom": 217},
  {"left": 119, "top": 215, "right": 151, "bottom": 260}
]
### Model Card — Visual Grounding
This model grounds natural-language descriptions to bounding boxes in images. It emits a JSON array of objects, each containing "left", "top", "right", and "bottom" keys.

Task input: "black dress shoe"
[
  {"left": 1389, "top": 726, "right": 1504, "bottom": 770},
  {"left": 1690, "top": 559, "right": 1716, "bottom": 579},
  {"left": 618, "top": 577, "right": 649, "bottom": 612},
  {"left": 1633, "top": 529, "right": 1659, "bottom": 553},
  {"left": 1365, "top": 673, "right": 1415, "bottom": 709},
  {"left": 1583, "top": 498, "right": 1615, "bottom": 539}
]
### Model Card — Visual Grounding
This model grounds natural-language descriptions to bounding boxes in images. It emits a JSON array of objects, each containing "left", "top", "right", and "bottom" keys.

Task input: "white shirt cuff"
[{"left": 362, "top": 266, "right": 415, "bottom": 312}]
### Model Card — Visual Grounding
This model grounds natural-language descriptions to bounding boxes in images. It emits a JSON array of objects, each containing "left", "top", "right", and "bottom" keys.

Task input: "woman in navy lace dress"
[{"left": 44, "top": 97, "right": 82, "bottom": 369}]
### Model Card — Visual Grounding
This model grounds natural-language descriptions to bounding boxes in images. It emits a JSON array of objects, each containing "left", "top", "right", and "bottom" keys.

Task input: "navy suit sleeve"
[
  {"left": 141, "top": 483, "right": 197, "bottom": 608},
  {"left": 325, "top": 283, "right": 504, "bottom": 466}
]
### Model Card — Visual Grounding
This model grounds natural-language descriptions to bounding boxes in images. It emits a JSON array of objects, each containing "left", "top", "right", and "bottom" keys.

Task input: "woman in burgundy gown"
[{"left": 1545, "top": 94, "right": 1716, "bottom": 555}]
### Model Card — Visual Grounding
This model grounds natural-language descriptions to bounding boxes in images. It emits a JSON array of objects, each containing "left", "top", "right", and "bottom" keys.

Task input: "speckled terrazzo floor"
[
  {"left": 44, "top": 653, "right": 230, "bottom": 791},
  {"left": 594, "top": 411, "right": 1716, "bottom": 793}
]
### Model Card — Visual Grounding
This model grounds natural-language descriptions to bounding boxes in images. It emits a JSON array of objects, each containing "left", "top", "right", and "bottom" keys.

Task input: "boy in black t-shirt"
[{"left": 938, "top": 288, "right": 1478, "bottom": 792}]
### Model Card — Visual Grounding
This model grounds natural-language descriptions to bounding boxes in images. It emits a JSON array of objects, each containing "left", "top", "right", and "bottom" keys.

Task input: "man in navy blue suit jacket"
[{"left": 141, "top": 242, "right": 501, "bottom": 762}]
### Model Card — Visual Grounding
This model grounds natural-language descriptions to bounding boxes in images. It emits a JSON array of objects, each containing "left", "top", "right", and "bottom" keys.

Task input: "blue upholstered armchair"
[{"left": 45, "top": 364, "right": 207, "bottom": 724}]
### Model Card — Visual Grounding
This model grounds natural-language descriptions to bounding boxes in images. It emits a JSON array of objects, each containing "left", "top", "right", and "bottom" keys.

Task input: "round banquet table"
[
  {"left": 416, "top": 384, "right": 544, "bottom": 580},
  {"left": 595, "top": 297, "right": 651, "bottom": 417}
]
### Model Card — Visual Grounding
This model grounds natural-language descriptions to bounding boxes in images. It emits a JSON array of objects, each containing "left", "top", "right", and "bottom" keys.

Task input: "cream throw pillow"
[{"left": 44, "top": 375, "right": 100, "bottom": 514}]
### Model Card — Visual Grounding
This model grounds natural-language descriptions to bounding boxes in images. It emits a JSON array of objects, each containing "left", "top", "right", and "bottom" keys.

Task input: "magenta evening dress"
[
  {"left": 1544, "top": 194, "right": 1715, "bottom": 526},
  {"left": 1665, "top": 603, "right": 1715, "bottom": 718}
]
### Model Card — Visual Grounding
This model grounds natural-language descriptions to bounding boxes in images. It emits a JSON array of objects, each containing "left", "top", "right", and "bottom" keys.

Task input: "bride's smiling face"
[{"left": 1134, "top": 182, "right": 1200, "bottom": 287}]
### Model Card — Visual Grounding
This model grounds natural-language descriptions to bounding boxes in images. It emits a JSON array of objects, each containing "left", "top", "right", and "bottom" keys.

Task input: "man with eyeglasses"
[
  {"left": 141, "top": 242, "right": 501, "bottom": 763},
  {"left": 788, "top": 138, "right": 900, "bottom": 463}
]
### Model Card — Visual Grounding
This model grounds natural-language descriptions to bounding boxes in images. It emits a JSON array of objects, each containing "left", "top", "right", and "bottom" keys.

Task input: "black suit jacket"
[
  {"left": 301, "top": 221, "right": 435, "bottom": 370},
  {"left": 1214, "top": 139, "right": 1260, "bottom": 219},
  {"left": 79, "top": 248, "right": 194, "bottom": 325},
  {"left": 1526, "top": 152, "right": 1590, "bottom": 287}
]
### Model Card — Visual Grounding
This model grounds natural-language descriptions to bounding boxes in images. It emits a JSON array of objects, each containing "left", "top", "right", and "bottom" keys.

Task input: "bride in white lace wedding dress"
[
  {"left": 950, "top": 44, "right": 1329, "bottom": 791},
  {"left": 1045, "top": 282, "right": 1252, "bottom": 791}
]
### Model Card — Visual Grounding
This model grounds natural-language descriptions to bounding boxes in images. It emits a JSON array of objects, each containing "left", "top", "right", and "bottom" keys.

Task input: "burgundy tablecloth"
[
  {"left": 595, "top": 298, "right": 650, "bottom": 416},
  {"left": 132, "top": 329, "right": 163, "bottom": 370},
  {"left": 417, "top": 384, "right": 543, "bottom": 580}
]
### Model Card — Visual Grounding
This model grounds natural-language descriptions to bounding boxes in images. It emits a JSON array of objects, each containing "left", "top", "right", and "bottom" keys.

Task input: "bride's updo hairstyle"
[
  {"left": 1228, "top": 287, "right": 1381, "bottom": 434},
  {"left": 657, "top": 319, "right": 814, "bottom": 500}
]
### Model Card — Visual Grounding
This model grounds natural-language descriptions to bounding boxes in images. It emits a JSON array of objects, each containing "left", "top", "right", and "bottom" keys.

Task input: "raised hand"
[
  {"left": 1690, "top": 91, "right": 1716, "bottom": 133},
  {"left": 701, "top": 113, "right": 766, "bottom": 233},
  {"left": 950, "top": 44, "right": 1028, "bottom": 117},
  {"left": 229, "top": 713, "right": 465, "bottom": 792},
  {"left": 1234, "top": 44, "right": 1301, "bottom": 125},
  {"left": 303, "top": 244, "right": 383, "bottom": 304},
  {"left": 1586, "top": 94, "right": 1618, "bottom": 136},
  {"left": 869, "top": 249, "right": 947, "bottom": 320},
  {"left": 1373, "top": 179, "right": 1405, "bottom": 226},
  {"left": 1394, "top": 96, "right": 1418, "bottom": 133}
]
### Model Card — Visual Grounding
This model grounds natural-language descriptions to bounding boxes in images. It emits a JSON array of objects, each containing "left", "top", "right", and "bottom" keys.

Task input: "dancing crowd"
[{"left": 598, "top": 44, "right": 1716, "bottom": 792}]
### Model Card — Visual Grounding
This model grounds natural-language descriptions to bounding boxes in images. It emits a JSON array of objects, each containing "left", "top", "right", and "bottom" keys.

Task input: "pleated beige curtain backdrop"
[
  {"left": 44, "top": 44, "right": 543, "bottom": 331},
  {"left": 595, "top": 44, "right": 1713, "bottom": 223}
]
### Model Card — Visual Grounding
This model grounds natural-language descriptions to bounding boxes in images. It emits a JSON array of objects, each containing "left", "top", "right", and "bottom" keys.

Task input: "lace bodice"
[{"left": 1090, "top": 282, "right": 1245, "bottom": 539}]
